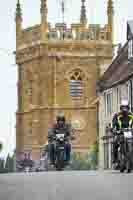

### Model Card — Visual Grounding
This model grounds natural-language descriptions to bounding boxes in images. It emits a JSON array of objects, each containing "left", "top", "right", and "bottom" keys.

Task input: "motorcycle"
[
  {"left": 24, "top": 166, "right": 30, "bottom": 173},
  {"left": 17, "top": 159, "right": 34, "bottom": 173},
  {"left": 113, "top": 128, "right": 133, "bottom": 173},
  {"left": 53, "top": 133, "right": 68, "bottom": 171}
]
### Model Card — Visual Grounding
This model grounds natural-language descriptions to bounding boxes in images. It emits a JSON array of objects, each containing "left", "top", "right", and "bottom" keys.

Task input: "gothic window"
[{"left": 69, "top": 70, "right": 84, "bottom": 98}]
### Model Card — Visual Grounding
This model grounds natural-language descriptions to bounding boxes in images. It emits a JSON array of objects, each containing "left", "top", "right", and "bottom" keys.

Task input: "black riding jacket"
[{"left": 48, "top": 123, "right": 71, "bottom": 140}]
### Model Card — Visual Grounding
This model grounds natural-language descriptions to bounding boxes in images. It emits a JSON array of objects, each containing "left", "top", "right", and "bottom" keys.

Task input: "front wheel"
[
  {"left": 119, "top": 149, "right": 126, "bottom": 173},
  {"left": 56, "top": 151, "right": 64, "bottom": 171},
  {"left": 126, "top": 151, "right": 132, "bottom": 173}
]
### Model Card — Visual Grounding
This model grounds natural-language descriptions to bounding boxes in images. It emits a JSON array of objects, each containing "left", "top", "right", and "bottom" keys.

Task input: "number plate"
[
  {"left": 58, "top": 146, "right": 64, "bottom": 150},
  {"left": 56, "top": 134, "right": 65, "bottom": 138},
  {"left": 124, "top": 131, "right": 132, "bottom": 138}
]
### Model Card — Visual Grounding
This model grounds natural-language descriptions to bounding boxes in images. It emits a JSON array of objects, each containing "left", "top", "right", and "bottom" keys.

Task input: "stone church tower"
[{"left": 15, "top": 0, "right": 114, "bottom": 160}]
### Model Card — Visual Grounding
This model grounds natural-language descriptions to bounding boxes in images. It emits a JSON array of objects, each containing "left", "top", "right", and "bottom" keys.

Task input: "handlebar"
[
  {"left": 113, "top": 128, "right": 133, "bottom": 132},
  {"left": 101, "top": 128, "right": 133, "bottom": 140},
  {"left": 48, "top": 134, "right": 75, "bottom": 140},
  {"left": 111, "top": 128, "right": 133, "bottom": 136}
]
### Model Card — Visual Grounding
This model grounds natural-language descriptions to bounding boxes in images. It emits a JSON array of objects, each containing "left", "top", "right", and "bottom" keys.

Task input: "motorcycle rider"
[
  {"left": 23, "top": 153, "right": 33, "bottom": 170},
  {"left": 112, "top": 99, "right": 133, "bottom": 166},
  {"left": 48, "top": 113, "right": 71, "bottom": 165}
]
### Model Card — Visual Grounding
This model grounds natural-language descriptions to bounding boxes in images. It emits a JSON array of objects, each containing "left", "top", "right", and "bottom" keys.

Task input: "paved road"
[{"left": 0, "top": 171, "right": 133, "bottom": 200}]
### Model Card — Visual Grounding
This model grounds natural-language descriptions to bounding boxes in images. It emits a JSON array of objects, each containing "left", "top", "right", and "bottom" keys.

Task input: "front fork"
[
  {"left": 55, "top": 142, "right": 66, "bottom": 161},
  {"left": 119, "top": 139, "right": 133, "bottom": 168}
]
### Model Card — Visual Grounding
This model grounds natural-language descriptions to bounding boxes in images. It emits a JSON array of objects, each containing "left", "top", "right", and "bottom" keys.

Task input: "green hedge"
[{"left": 69, "top": 141, "right": 99, "bottom": 170}]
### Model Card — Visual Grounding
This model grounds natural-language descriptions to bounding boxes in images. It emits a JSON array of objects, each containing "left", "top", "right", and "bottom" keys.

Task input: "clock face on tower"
[
  {"left": 72, "top": 119, "right": 81, "bottom": 130},
  {"left": 71, "top": 116, "right": 85, "bottom": 131}
]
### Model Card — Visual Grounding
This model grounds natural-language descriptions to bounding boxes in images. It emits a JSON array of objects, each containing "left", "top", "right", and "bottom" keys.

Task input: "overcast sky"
[{"left": 0, "top": 0, "right": 133, "bottom": 157}]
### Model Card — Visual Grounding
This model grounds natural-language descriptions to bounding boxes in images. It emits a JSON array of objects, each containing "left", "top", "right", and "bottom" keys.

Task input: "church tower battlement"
[{"left": 16, "top": 0, "right": 114, "bottom": 51}]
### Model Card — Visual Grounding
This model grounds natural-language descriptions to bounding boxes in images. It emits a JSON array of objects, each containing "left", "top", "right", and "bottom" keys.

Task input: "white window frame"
[
  {"left": 127, "top": 81, "right": 131, "bottom": 110},
  {"left": 104, "top": 91, "right": 113, "bottom": 117},
  {"left": 116, "top": 87, "right": 119, "bottom": 111},
  {"left": 128, "top": 39, "right": 133, "bottom": 60}
]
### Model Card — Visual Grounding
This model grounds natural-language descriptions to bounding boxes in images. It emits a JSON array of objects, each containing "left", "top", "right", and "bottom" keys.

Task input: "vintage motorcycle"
[
  {"left": 113, "top": 128, "right": 133, "bottom": 173},
  {"left": 17, "top": 159, "right": 34, "bottom": 173},
  {"left": 53, "top": 133, "right": 69, "bottom": 171}
]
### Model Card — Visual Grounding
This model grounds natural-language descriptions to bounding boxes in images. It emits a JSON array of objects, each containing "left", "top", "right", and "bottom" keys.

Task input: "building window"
[
  {"left": 127, "top": 82, "right": 131, "bottom": 110},
  {"left": 104, "top": 92, "right": 112, "bottom": 116},
  {"left": 128, "top": 39, "right": 133, "bottom": 60},
  {"left": 104, "top": 93, "right": 107, "bottom": 115},
  {"left": 116, "top": 88, "right": 119, "bottom": 110},
  {"left": 119, "top": 87, "right": 121, "bottom": 104},
  {"left": 116, "top": 87, "right": 121, "bottom": 111},
  {"left": 69, "top": 70, "right": 83, "bottom": 98},
  {"left": 107, "top": 93, "right": 112, "bottom": 115}
]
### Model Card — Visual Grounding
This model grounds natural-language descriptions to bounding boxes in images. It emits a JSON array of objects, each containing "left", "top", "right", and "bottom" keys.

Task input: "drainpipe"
[{"left": 96, "top": 82, "right": 100, "bottom": 168}]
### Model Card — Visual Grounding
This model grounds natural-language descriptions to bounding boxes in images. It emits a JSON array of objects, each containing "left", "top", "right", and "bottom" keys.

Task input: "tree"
[
  {"left": 0, "top": 159, "right": 5, "bottom": 173},
  {"left": 88, "top": 141, "right": 99, "bottom": 169},
  {"left": 0, "top": 142, "right": 3, "bottom": 152},
  {"left": 70, "top": 152, "right": 91, "bottom": 170},
  {"left": 69, "top": 141, "right": 99, "bottom": 170},
  {"left": 5, "top": 154, "right": 10, "bottom": 172},
  {"left": 9, "top": 154, "right": 15, "bottom": 172},
  {"left": 5, "top": 154, "right": 14, "bottom": 173}
]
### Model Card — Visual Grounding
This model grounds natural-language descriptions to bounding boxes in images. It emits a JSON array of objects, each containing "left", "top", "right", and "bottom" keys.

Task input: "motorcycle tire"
[
  {"left": 119, "top": 153, "right": 126, "bottom": 173},
  {"left": 126, "top": 152, "right": 132, "bottom": 173},
  {"left": 56, "top": 151, "right": 64, "bottom": 171}
]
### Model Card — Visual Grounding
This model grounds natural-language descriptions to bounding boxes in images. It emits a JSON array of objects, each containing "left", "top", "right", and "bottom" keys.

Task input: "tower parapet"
[
  {"left": 16, "top": 23, "right": 112, "bottom": 49},
  {"left": 15, "top": 0, "right": 114, "bottom": 50}
]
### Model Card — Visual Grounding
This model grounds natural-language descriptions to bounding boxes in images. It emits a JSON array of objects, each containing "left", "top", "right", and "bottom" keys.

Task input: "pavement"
[{"left": 0, "top": 170, "right": 133, "bottom": 200}]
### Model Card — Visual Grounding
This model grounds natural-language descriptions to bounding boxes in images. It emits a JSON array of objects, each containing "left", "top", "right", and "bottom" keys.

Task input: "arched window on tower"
[{"left": 69, "top": 70, "right": 84, "bottom": 99}]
